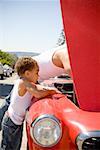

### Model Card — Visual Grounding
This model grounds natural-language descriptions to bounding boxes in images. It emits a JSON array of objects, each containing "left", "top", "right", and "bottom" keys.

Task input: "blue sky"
[{"left": 0, "top": 0, "right": 63, "bottom": 53}]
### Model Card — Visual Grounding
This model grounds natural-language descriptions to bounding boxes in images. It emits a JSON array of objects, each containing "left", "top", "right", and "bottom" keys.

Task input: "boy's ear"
[{"left": 24, "top": 70, "right": 30, "bottom": 77}]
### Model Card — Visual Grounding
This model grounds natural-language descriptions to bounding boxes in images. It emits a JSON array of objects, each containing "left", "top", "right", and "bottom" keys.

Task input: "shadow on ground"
[{"left": 0, "top": 84, "right": 14, "bottom": 98}]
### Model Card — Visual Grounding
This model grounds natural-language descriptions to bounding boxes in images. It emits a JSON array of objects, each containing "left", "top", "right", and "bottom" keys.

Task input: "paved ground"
[{"left": 0, "top": 73, "right": 27, "bottom": 150}]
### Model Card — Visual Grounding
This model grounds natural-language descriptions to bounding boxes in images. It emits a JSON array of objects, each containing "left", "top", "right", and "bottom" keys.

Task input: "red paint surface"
[
  {"left": 60, "top": 0, "right": 100, "bottom": 111},
  {"left": 27, "top": 94, "right": 100, "bottom": 150}
]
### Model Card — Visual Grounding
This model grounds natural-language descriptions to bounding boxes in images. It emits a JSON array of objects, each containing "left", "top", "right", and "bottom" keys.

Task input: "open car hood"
[{"left": 60, "top": 0, "right": 100, "bottom": 111}]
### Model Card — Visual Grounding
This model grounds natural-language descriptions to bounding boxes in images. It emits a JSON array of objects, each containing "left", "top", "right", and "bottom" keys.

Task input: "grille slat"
[{"left": 82, "top": 137, "right": 100, "bottom": 150}]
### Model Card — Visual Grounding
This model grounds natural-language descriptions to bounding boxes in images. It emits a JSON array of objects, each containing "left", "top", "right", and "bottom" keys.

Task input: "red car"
[{"left": 26, "top": 1, "right": 100, "bottom": 150}]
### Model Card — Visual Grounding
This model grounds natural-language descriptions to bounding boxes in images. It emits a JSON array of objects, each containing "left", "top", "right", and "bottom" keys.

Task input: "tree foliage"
[
  {"left": 56, "top": 29, "right": 66, "bottom": 46},
  {"left": 0, "top": 50, "right": 18, "bottom": 68}
]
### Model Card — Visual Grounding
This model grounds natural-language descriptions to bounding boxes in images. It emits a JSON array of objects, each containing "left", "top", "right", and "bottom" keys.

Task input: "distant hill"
[{"left": 8, "top": 51, "right": 40, "bottom": 57}]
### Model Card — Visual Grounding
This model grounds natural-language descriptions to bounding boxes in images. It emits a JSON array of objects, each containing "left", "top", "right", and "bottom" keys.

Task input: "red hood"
[{"left": 60, "top": 0, "right": 100, "bottom": 111}]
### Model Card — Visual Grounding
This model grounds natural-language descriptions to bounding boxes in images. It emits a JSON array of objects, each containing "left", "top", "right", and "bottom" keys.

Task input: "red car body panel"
[
  {"left": 26, "top": 94, "right": 77, "bottom": 150},
  {"left": 60, "top": 0, "right": 100, "bottom": 111},
  {"left": 26, "top": 1, "right": 100, "bottom": 149},
  {"left": 26, "top": 93, "right": 100, "bottom": 150}
]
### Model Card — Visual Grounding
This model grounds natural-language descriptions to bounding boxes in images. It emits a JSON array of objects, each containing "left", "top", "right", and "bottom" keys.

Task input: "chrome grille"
[
  {"left": 82, "top": 137, "right": 100, "bottom": 150},
  {"left": 76, "top": 131, "right": 100, "bottom": 150}
]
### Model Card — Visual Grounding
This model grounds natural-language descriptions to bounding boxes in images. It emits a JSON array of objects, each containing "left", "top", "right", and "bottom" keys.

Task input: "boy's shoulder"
[
  {"left": 14, "top": 78, "right": 23, "bottom": 84},
  {"left": 14, "top": 78, "right": 25, "bottom": 88}
]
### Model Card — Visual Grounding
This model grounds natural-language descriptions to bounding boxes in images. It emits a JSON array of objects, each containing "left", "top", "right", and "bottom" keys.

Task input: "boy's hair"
[{"left": 15, "top": 56, "right": 39, "bottom": 76}]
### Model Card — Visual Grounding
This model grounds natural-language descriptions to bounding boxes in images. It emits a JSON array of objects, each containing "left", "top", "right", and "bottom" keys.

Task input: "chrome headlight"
[{"left": 30, "top": 114, "right": 62, "bottom": 147}]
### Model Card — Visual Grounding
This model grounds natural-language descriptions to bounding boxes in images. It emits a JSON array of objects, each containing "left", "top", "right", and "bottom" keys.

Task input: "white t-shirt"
[
  {"left": 33, "top": 45, "right": 66, "bottom": 81},
  {"left": 8, "top": 79, "right": 33, "bottom": 125}
]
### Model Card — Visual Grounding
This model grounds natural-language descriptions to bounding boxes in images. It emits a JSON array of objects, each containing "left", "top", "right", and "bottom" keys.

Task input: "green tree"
[
  {"left": 56, "top": 29, "right": 65, "bottom": 46},
  {"left": 0, "top": 50, "right": 18, "bottom": 68}
]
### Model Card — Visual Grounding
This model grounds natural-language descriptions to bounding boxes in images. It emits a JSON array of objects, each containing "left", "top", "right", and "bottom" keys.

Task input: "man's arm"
[
  {"left": 60, "top": 49, "right": 71, "bottom": 77},
  {"left": 62, "top": 56, "right": 71, "bottom": 76}
]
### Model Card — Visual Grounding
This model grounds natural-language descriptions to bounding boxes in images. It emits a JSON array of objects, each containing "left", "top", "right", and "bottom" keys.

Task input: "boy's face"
[{"left": 24, "top": 67, "right": 39, "bottom": 83}]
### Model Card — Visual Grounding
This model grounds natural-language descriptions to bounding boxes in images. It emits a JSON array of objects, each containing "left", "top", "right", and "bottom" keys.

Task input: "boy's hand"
[
  {"left": 22, "top": 78, "right": 61, "bottom": 98},
  {"left": 42, "top": 86, "right": 61, "bottom": 94}
]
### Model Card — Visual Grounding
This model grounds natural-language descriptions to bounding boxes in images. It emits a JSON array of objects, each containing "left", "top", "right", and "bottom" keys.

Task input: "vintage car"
[
  {"left": 26, "top": 1, "right": 100, "bottom": 150},
  {"left": 0, "top": 62, "right": 4, "bottom": 79},
  {"left": 3, "top": 64, "right": 13, "bottom": 77}
]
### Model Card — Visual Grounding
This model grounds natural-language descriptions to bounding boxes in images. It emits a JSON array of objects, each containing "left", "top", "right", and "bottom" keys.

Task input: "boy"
[
  {"left": 0, "top": 44, "right": 71, "bottom": 131},
  {"left": 1, "top": 57, "right": 58, "bottom": 150}
]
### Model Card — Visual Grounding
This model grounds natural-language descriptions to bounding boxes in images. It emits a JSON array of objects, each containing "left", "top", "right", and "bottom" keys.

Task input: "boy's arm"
[{"left": 23, "top": 80, "right": 59, "bottom": 99}]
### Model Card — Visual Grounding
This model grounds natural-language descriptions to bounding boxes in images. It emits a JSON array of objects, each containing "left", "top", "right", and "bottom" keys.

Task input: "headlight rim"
[{"left": 30, "top": 114, "right": 62, "bottom": 147}]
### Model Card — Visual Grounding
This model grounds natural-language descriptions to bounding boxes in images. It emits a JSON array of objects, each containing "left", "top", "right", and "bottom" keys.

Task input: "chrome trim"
[
  {"left": 76, "top": 131, "right": 100, "bottom": 150},
  {"left": 30, "top": 114, "right": 62, "bottom": 147}
]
